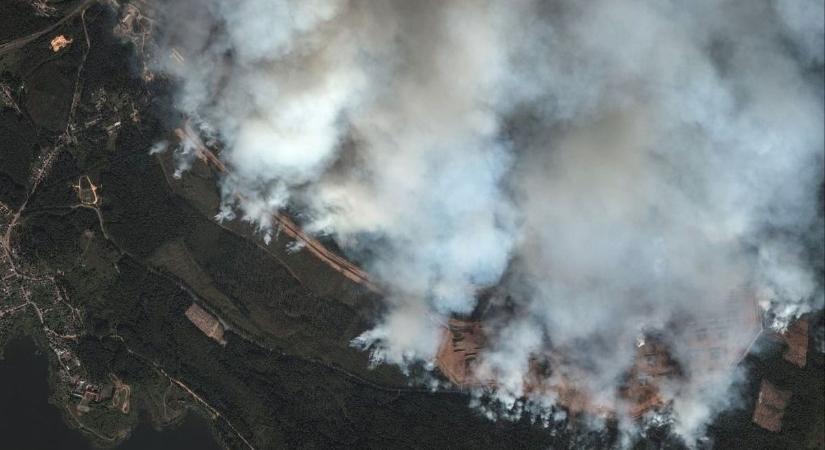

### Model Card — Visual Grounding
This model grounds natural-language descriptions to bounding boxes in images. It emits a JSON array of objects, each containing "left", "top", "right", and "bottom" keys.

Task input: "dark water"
[
  {"left": 0, "top": 336, "right": 222, "bottom": 450},
  {"left": 118, "top": 415, "right": 223, "bottom": 450}
]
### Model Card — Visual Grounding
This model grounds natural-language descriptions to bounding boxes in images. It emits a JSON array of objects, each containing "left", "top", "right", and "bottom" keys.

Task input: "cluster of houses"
[{"left": 70, "top": 376, "right": 114, "bottom": 414}]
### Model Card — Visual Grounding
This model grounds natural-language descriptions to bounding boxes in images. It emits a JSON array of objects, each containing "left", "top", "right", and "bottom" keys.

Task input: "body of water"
[{"left": 0, "top": 336, "right": 222, "bottom": 450}]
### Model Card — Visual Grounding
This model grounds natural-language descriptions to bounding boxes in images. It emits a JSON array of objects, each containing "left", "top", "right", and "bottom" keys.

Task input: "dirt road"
[{"left": 175, "top": 125, "right": 378, "bottom": 292}]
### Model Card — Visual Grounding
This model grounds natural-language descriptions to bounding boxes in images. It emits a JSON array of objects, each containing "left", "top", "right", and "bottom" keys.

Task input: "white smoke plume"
[{"left": 149, "top": 0, "right": 824, "bottom": 443}]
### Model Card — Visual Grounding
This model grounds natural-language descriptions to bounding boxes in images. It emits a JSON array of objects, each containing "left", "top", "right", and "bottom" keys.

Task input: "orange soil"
[
  {"left": 753, "top": 379, "right": 791, "bottom": 432},
  {"left": 50, "top": 35, "right": 73, "bottom": 52}
]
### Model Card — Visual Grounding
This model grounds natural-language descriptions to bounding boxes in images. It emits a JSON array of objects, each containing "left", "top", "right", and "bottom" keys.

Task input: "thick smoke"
[{"left": 151, "top": 0, "right": 824, "bottom": 442}]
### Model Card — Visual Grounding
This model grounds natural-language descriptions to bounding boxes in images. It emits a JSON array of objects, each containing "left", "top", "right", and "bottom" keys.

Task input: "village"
[{"left": 0, "top": 152, "right": 132, "bottom": 430}]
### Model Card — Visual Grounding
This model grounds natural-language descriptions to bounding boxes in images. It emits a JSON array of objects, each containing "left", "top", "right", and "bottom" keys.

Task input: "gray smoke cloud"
[{"left": 150, "top": 0, "right": 824, "bottom": 443}]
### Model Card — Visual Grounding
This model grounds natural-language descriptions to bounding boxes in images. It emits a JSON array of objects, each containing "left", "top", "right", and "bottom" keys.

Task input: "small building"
[{"left": 753, "top": 379, "right": 792, "bottom": 432}]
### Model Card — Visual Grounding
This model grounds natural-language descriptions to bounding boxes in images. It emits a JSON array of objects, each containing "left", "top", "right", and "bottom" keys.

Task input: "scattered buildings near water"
[{"left": 71, "top": 376, "right": 114, "bottom": 414}]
